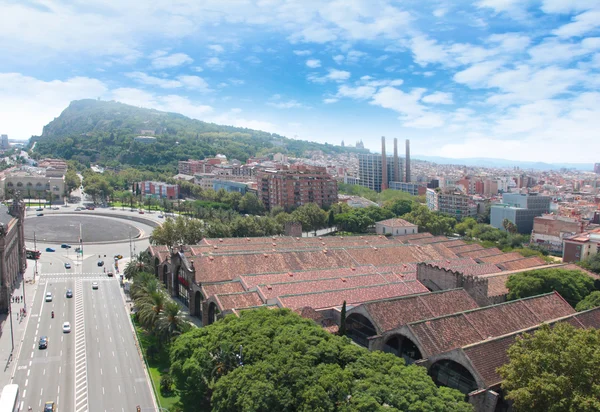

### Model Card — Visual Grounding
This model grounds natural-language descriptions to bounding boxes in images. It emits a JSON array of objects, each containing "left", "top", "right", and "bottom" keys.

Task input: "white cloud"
[
  {"left": 177, "top": 75, "right": 212, "bottom": 92},
  {"left": 126, "top": 72, "right": 182, "bottom": 88},
  {"left": 540, "top": 0, "right": 600, "bottom": 14},
  {"left": 0, "top": 73, "right": 107, "bottom": 139},
  {"left": 333, "top": 55, "right": 345, "bottom": 64},
  {"left": 528, "top": 38, "right": 599, "bottom": 64},
  {"left": 487, "top": 33, "right": 531, "bottom": 52},
  {"left": 205, "top": 57, "right": 225, "bottom": 70},
  {"left": 433, "top": 7, "right": 448, "bottom": 17},
  {"left": 152, "top": 52, "right": 193, "bottom": 69},
  {"left": 308, "top": 68, "right": 351, "bottom": 83},
  {"left": 208, "top": 44, "right": 224, "bottom": 53},
  {"left": 293, "top": 50, "right": 312, "bottom": 56},
  {"left": 475, "top": 0, "right": 531, "bottom": 19},
  {"left": 323, "top": 98, "right": 339, "bottom": 104},
  {"left": 306, "top": 59, "right": 321, "bottom": 68},
  {"left": 422, "top": 91, "right": 454, "bottom": 104},
  {"left": 245, "top": 56, "right": 262, "bottom": 64},
  {"left": 337, "top": 85, "right": 377, "bottom": 100},
  {"left": 370, "top": 86, "right": 444, "bottom": 128},
  {"left": 453, "top": 60, "right": 505, "bottom": 87},
  {"left": 267, "top": 94, "right": 304, "bottom": 109},
  {"left": 553, "top": 10, "right": 600, "bottom": 37},
  {"left": 410, "top": 35, "right": 449, "bottom": 66}
]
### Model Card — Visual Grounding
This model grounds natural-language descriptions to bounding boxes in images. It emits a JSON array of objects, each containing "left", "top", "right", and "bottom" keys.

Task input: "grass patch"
[{"left": 133, "top": 318, "right": 181, "bottom": 412}]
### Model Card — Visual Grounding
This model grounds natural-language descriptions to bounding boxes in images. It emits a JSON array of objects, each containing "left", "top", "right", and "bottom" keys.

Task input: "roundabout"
[{"left": 24, "top": 214, "right": 144, "bottom": 243}]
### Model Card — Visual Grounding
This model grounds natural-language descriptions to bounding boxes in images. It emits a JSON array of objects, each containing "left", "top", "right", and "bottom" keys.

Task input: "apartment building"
[
  {"left": 426, "top": 188, "right": 477, "bottom": 219},
  {"left": 257, "top": 164, "right": 338, "bottom": 211},
  {"left": 491, "top": 193, "right": 551, "bottom": 234},
  {"left": 531, "top": 215, "right": 584, "bottom": 253},
  {"left": 140, "top": 181, "right": 179, "bottom": 200}
]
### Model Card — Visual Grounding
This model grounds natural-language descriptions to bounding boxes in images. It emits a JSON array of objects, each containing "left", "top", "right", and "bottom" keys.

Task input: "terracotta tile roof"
[
  {"left": 362, "top": 289, "right": 479, "bottom": 333},
  {"left": 441, "top": 239, "right": 467, "bottom": 248},
  {"left": 408, "top": 292, "right": 575, "bottom": 357},
  {"left": 447, "top": 244, "right": 484, "bottom": 254},
  {"left": 498, "top": 257, "right": 547, "bottom": 271},
  {"left": 345, "top": 244, "right": 454, "bottom": 266},
  {"left": 451, "top": 263, "right": 503, "bottom": 277},
  {"left": 462, "top": 307, "right": 600, "bottom": 388},
  {"left": 457, "top": 248, "right": 503, "bottom": 259},
  {"left": 391, "top": 233, "right": 433, "bottom": 244},
  {"left": 478, "top": 252, "right": 525, "bottom": 264},
  {"left": 427, "top": 258, "right": 479, "bottom": 269},
  {"left": 191, "top": 249, "right": 354, "bottom": 283},
  {"left": 277, "top": 280, "right": 429, "bottom": 310},
  {"left": 257, "top": 273, "right": 394, "bottom": 300},
  {"left": 410, "top": 236, "right": 453, "bottom": 245},
  {"left": 201, "top": 281, "right": 245, "bottom": 299},
  {"left": 560, "top": 264, "right": 600, "bottom": 280},
  {"left": 148, "top": 245, "right": 171, "bottom": 263},
  {"left": 240, "top": 266, "right": 379, "bottom": 289},
  {"left": 484, "top": 274, "right": 510, "bottom": 297},
  {"left": 428, "top": 243, "right": 460, "bottom": 260},
  {"left": 215, "top": 291, "right": 264, "bottom": 311},
  {"left": 376, "top": 218, "right": 416, "bottom": 227},
  {"left": 376, "top": 263, "right": 418, "bottom": 273}
]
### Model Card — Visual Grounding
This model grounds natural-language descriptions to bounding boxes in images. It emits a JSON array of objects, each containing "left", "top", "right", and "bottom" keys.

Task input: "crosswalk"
[{"left": 38, "top": 273, "right": 120, "bottom": 283}]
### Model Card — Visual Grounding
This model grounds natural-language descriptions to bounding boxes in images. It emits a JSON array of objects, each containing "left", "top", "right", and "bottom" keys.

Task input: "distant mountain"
[
  {"left": 31, "top": 99, "right": 367, "bottom": 171},
  {"left": 414, "top": 155, "right": 594, "bottom": 171}
]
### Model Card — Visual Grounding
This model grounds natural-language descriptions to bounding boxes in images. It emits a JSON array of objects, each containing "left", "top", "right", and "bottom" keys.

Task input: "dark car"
[
  {"left": 44, "top": 401, "right": 56, "bottom": 412},
  {"left": 107, "top": 271, "right": 114, "bottom": 277},
  {"left": 61, "top": 244, "right": 71, "bottom": 249},
  {"left": 97, "top": 260, "right": 104, "bottom": 267},
  {"left": 39, "top": 336, "right": 48, "bottom": 349},
  {"left": 36, "top": 208, "right": 43, "bottom": 212},
  {"left": 45, "top": 247, "right": 55, "bottom": 252},
  {"left": 64, "top": 263, "right": 71, "bottom": 269},
  {"left": 66, "top": 289, "right": 73, "bottom": 298},
  {"left": 36, "top": 213, "right": 44, "bottom": 217}
]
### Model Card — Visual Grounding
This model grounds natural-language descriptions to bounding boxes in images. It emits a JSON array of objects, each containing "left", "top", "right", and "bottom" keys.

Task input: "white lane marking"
[
  {"left": 59, "top": 366, "right": 61, "bottom": 374},
  {"left": 118, "top": 385, "right": 121, "bottom": 393},
  {"left": 29, "top": 360, "right": 31, "bottom": 367},
  {"left": 43, "top": 369, "right": 45, "bottom": 375},
  {"left": 115, "top": 366, "right": 117, "bottom": 374},
  {"left": 58, "top": 385, "right": 60, "bottom": 394},
  {"left": 27, "top": 369, "right": 30, "bottom": 377},
  {"left": 25, "top": 379, "right": 28, "bottom": 387},
  {"left": 74, "top": 279, "right": 89, "bottom": 412}
]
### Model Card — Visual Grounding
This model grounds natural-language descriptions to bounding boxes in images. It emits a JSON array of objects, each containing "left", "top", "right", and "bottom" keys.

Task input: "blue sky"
[{"left": 1, "top": 0, "right": 599, "bottom": 163}]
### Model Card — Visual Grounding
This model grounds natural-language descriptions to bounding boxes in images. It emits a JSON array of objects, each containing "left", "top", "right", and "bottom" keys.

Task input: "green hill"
[{"left": 31, "top": 99, "right": 367, "bottom": 172}]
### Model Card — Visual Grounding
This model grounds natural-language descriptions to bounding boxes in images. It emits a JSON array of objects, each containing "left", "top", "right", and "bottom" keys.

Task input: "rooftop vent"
[
  {"left": 288, "top": 272, "right": 293, "bottom": 277},
  {"left": 266, "top": 285, "right": 272, "bottom": 290},
  {"left": 340, "top": 277, "right": 347, "bottom": 282},
  {"left": 219, "top": 238, "right": 223, "bottom": 242}
]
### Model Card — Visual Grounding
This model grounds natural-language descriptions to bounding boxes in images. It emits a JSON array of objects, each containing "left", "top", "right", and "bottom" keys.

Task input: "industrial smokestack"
[
  {"left": 381, "top": 136, "right": 387, "bottom": 191},
  {"left": 393, "top": 138, "right": 400, "bottom": 183},
  {"left": 405, "top": 139, "right": 411, "bottom": 183}
]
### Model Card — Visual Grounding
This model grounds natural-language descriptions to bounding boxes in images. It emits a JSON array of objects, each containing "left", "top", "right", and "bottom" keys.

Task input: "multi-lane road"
[{"left": 13, "top": 237, "right": 155, "bottom": 411}]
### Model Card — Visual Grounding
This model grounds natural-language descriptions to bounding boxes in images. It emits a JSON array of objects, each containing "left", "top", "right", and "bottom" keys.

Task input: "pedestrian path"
[{"left": 0, "top": 263, "right": 39, "bottom": 388}]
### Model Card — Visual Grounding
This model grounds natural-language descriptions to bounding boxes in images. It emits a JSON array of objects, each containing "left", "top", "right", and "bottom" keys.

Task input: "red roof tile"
[
  {"left": 215, "top": 291, "right": 264, "bottom": 311},
  {"left": 478, "top": 252, "right": 525, "bottom": 264},
  {"left": 377, "top": 218, "right": 416, "bottom": 227},
  {"left": 240, "top": 266, "right": 379, "bottom": 289},
  {"left": 277, "top": 280, "right": 429, "bottom": 310},
  {"left": 391, "top": 233, "right": 433, "bottom": 244},
  {"left": 447, "top": 244, "right": 484, "bottom": 254},
  {"left": 484, "top": 274, "right": 510, "bottom": 297},
  {"left": 201, "top": 281, "right": 245, "bottom": 299},
  {"left": 441, "top": 239, "right": 467, "bottom": 248},
  {"left": 410, "top": 236, "right": 452, "bottom": 245},
  {"left": 408, "top": 293, "right": 575, "bottom": 357},
  {"left": 457, "top": 248, "right": 503, "bottom": 259},
  {"left": 497, "top": 257, "right": 547, "bottom": 271},
  {"left": 362, "top": 289, "right": 479, "bottom": 333}
]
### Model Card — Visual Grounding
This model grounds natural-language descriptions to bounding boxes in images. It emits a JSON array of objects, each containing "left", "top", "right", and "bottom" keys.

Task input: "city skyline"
[{"left": 1, "top": 0, "right": 599, "bottom": 162}]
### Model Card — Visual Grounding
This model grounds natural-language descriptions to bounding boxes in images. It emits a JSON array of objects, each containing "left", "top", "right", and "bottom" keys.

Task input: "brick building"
[
  {"left": 178, "top": 158, "right": 222, "bottom": 176},
  {"left": 531, "top": 214, "right": 584, "bottom": 253},
  {"left": 426, "top": 188, "right": 477, "bottom": 219},
  {"left": 563, "top": 228, "right": 600, "bottom": 262},
  {"left": 257, "top": 164, "right": 338, "bottom": 211},
  {"left": 0, "top": 198, "right": 26, "bottom": 313}
]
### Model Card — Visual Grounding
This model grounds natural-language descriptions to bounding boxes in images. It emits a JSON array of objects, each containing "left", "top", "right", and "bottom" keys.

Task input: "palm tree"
[
  {"left": 155, "top": 301, "right": 190, "bottom": 342},
  {"left": 137, "top": 291, "right": 166, "bottom": 329},
  {"left": 130, "top": 272, "right": 159, "bottom": 300},
  {"left": 124, "top": 252, "right": 154, "bottom": 280}
]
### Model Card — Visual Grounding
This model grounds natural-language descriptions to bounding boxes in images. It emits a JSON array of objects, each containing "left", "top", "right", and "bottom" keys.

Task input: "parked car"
[
  {"left": 36, "top": 208, "right": 43, "bottom": 211},
  {"left": 61, "top": 244, "right": 71, "bottom": 249},
  {"left": 64, "top": 263, "right": 71, "bottom": 269},
  {"left": 74, "top": 207, "right": 82, "bottom": 211},
  {"left": 138, "top": 210, "right": 145, "bottom": 214},
  {"left": 46, "top": 247, "right": 55, "bottom": 252},
  {"left": 39, "top": 336, "right": 48, "bottom": 349},
  {"left": 36, "top": 213, "right": 44, "bottom": 217},
  {"left": 158, "top": 214, "right": 164, "bottom": 218},
  {"left": 62, "top": 322, "right": 71, "bottom": 333}
]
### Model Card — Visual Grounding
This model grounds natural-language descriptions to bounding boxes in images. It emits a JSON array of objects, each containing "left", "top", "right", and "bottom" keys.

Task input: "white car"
[
  {"left": 92, "top": 282, "right": 99, "bottom": 290},
  {"left": 62, "top": 322, "right": 71, "bottom": 333},
  {"left": 45, "top": 292, "right": 53, "bottom": 302}
]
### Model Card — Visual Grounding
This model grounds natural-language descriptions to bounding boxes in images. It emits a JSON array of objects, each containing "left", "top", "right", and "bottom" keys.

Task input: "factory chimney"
[
  {"left": 393, "top": 138, "right": 400, "bottom": 183},
  {"left": 381, "top": 136, "right": 388, "bottom": 191},
  {"left": 405, "top": 139, "right": 411, "bottom": 183}
]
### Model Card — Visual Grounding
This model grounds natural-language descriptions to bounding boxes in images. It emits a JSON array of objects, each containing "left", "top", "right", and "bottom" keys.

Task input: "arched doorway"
[
  {"left": 194, "top": 291, "right": 202, "bottom": 318},
  {"left": 383, "top": 335, "right": 422, "bottom": 364},
  {"left": 176, "top": 267, "right": 189, "bottom": 307},
  {"left": 429, "top": 359, "right": 478, "bottom": 395},
  {"left": 207, "top": 302, "right": 219, "bottom": 325},
  {"left": 346, "top": 313, "right": 377, "bottom": 347},
  {"left": 154, "top": 257, "right": 160, "bottom": 276}
]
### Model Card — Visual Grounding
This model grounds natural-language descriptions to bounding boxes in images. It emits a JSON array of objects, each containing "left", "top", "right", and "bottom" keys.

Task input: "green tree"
[
  {"left": 498, "top": 323, "right": 600, "bottom": 412},
  {"left": 124, "top": 253, "right": 154, "bottom": 281},
  {"left": 64, "top": 168, "right": 81, "bottom": 196},
  {"left": 502, "top": 218, "right": 518, "bottom": 234},
  {"left": 149, "top": 217, "right": 180, "bottom": 248},
  {"left": 238, "top": 193, "right": 265, "bottom": 215},
  {"left": 155, "top": 301, "right": 190, "bottom": 342},
  {"left": 170, "top": 308, "right": 472, "bottom": 412},
  {"left": 292, "top": 203, "right": 328, "bottom": 235},
  {"left": 506, "top": 268, "right": 596, "bottom": 308},
  {"left": 575, "top": 291, "right": 600, "bottom": 311},
  {"left": 384, "top": 198, "right": 415, "bottom": 217},
  {"left": 137, "top": 291, "right": 166, "bottom": 329},
  {"left": 579, "top": 253, "right": 600, "bottom": 274},
  {"left": 454, "top": 217, "right": 477, "bottom": 236},
  {"left": 339, "top": 300, "right": 347, "bottom": 336}
]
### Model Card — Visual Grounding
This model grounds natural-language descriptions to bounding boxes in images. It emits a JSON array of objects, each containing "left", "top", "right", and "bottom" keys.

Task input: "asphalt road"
[{"left": 14, "top": 223, "right": 155, "bottom": 411}]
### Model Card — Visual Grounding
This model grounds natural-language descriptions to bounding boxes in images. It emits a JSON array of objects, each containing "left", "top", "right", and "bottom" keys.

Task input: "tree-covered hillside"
[{"left": 31, "top": 99, "right": 367, "bottom": 172}]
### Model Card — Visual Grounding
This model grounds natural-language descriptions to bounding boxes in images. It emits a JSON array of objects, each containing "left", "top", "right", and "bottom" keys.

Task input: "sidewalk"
[{"left": 0, "top": 261, "right": 40, "bottom": 388}]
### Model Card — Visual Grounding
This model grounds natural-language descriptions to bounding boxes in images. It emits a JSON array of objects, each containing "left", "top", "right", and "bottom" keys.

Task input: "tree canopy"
[
  {"left": 498, "top": 323, "right": 600, "bottom": 412},
  {"left": 575, "top": 291, "right": 600, "bottom": 311},
  {"left": 169, "top": 308, "right": 472, "bottom": 412},
  {"left": 506, "top": 268, "right": 597, "bottom": 308}
]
